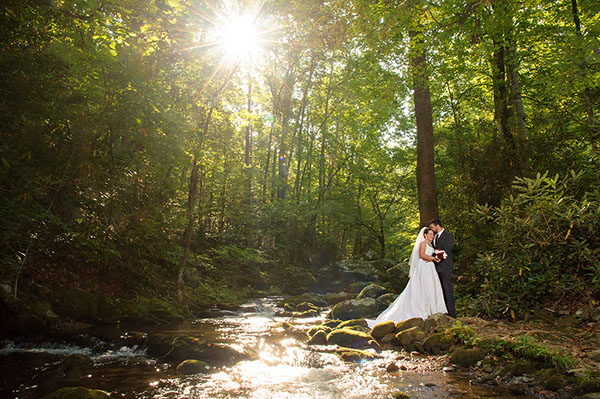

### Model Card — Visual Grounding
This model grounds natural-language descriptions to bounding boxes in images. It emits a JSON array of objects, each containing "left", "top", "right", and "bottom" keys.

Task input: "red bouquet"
[{"left": 434, "top": 249, "right": 447, "bottom": 261}]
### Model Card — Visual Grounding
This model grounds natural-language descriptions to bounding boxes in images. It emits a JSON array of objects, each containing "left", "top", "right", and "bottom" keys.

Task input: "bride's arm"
[{"left": 419, "top": 241, "right": 436, "bottom": 262}]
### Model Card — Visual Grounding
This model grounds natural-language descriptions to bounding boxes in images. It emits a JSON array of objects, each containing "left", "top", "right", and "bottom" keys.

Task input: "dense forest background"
[{"left": 1, "top": 0, "right": 599, "bottom": 323}]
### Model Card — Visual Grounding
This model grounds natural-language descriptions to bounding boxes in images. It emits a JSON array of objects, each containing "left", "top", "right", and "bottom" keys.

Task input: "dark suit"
[{"left": 433, "top": 229, "right": 456, "bottom": 317}]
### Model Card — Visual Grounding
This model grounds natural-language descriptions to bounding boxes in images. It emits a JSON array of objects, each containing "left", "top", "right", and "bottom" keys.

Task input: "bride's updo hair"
[{"left": 423, "top": 227, "right": 432, "bottom": 236}]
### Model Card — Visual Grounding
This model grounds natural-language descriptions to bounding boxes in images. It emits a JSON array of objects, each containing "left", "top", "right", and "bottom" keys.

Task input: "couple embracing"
[{"left": 366, "top": 219, "right": 456, "bottom": 328}]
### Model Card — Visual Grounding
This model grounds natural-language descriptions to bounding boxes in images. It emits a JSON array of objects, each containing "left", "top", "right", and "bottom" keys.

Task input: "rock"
[
  {"left": 42, "top": 387, "right": 110, "bottom": 398},
  {"left": 368, "top": 339, "right": 382, "bottom": 352},
  {"left": 423, "top": 313, "right": 455, "bottom": 331},
  {"left": 335, "top": 259, "right": 379, "bottom": 282},
  {"left": 449, "top": 348, "right": 485, "bottom": 368},
  {"left": 356, "top": 284, "right": 388, "bottom": 300},
  {"left": 296, "top": 302, "right": 319, "bottom": 312},
  {"left": 307, "top": 325, "right": 332, "bottom": 338},
  {"left": 579, "top": 394, "right": 600, "bottom": 399},
  {"left": 375, "top": 293, "right": 397, "bottom": 310},
  {"left": 423, "top": 331, "right": 458, "bottom": 355},
  {"left": 322, "top": 319, "right": 342, "bottom": 329},
  {"left": 544, "top": 374, "right": 564, "bottom": 391},
  {"left": 176, "top": 359, "right": 212, "bottom": 374},
  {"left": 588, "top": 349, "right": 600, "bottom": 362},
  {"left": 395, "top": 327, "right": 426, "bottom": 348},
  {"left": 195, "top": 343, "right": 249, "bottom": 367},
  {"left": 294, "top": 309, "right": 319, "bottom": 318},
  {"left": 59, "top": 354, "right": 94, "bottom": 379},
  {"left": 509, "top": 360, "right": 536, "bottom": 376},
  {"left": 578, "top": 378, "right": 600, "bottom": 394},
  {"left": 508, "top": 383, "right": 526, "bottom": 395},
  {"left": 395, "top": 317, "right": 425, "bottom": 332},
  {"left": 147, "top": 334, "right": 247, "bottom": 366},
  {"left": 329, "top": 298, "right": 378, "bottom": 320},
  {"left": 307, "top": 330, "right": 328, "bottom": 345},
  {"left": 391, "top": 391, "right": 411, "bottom": 398},
  {"left": 363, "top": 250, "right": 378, "bottom": 261},
  {"left": 371, "top": 321, "right": 396, "bottom": 341},
  {"left": 323, "top": 292, "right": 353, "bottom": 305},
  {"left": 337, "top": 318, "right": 368, "bottom": 329},
  {"left": 567, "top": 368, "right": 588, "bottom": 378},
  {"left": 381, "top": 332, "right": 399, "bottom": 346},
  {"left": 443, "top": 366, "right": 456, "bottom": 372},
  {"left": 347, "top": 282, "right": 368, "bottom": 295},
  {"left": 326, "top": 328, "right": 373, "bottom": 349},
  {"left": 386, "top": 362, "right": 400, "bottom": 372},
  {"left": 386, "top": 263, "right": 410, "bottom": 293},
  {"left": 335, "top": 347, "right": 376, "bottom": 362}
]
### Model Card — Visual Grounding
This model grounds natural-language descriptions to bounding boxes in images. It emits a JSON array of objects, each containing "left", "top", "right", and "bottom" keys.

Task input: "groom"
[{"left": 429, "top": 218, "right": 456, "bottom": 318}]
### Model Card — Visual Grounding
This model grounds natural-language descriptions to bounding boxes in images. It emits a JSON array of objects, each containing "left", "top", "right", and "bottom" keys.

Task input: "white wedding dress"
[{"left": 366, "top": 243, "right": 447, "bottom": 328}]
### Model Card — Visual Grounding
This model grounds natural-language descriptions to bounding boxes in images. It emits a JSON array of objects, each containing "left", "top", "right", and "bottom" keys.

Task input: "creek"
[{"left": 0, "top": 297, "right": 535, "bottom": 398}]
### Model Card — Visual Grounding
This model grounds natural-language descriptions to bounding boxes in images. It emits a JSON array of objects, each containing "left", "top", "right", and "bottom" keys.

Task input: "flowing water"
[{"left": 0, "top": 298, "right": 536, "bottom": 398}]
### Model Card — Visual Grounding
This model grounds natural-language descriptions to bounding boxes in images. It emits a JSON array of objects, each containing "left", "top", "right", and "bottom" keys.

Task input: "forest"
[{"left": 1, "top": 0, "right": 599, "bottom": 327}]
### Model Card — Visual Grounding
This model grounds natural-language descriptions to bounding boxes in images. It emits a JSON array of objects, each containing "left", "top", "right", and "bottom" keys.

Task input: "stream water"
[{"left": 0, "top": 297, "right": 536, "bottom": 398}]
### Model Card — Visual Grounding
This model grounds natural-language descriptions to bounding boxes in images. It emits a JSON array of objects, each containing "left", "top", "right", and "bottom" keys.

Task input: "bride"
[{"left": 366, "top": 227, "right": 447, "bottom": 328}]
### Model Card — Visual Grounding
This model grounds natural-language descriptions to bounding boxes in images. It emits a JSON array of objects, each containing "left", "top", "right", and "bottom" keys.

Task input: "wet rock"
[
  {"left": 347, "top": 282, "right": 368, "bottom": 295},
  {"left": 296, "top": 302, "right": 319, "bottom": 312},
  {"left": 385, "top": 263, "right": 410, "bottom": 293},
  {"left": 329, "top": 298, "right": 378, "bottom": 320},
  {"left": 386, "top": 362, "right": 400, "bottom": 372},
  {"left": 195, "top": 343, "right": 249, "bottom": 367},
  {"left": 391, "top": 391, "right": 411, "bottom": 398},
  {"left": 509, "top": 360, "right": 536, "bottom": 376},
  {"left": 326, "top": 328, "right": 373, "bottom": 349},
  {"left": 307, "top": 325, "right": 332, "bottom": 338},
  {"left": 307, "top": 330, "right": 328, "bottom": 345},
  {"left": 42, "top": 387, "right": 110, "bottom": 398},
  {"left": 59, "top": 354, "right": 94, "bottom": 379},
  {"left": 395, "top": 317, "right": 424, "bottom": 333},
  {"left": 337, "top": 318, "right": 368, "bottom": 329},
  {"left": 395, "top": 326, "right": 426, "bottom": 348},
  {"left": 449, "top": 347, "right": 485, "bottom": 368},
  {"left": 322, "top": 319, "right": 342, "bottom": 329},
  {"left": 370, "top": 321, "right": 396, "bottom": 341},
  {"left": 176, "top": 359, "right": 212, "bottom": 374},
  {"left": 380, "top": 332, "right": 399, "bottom": 346},
  {"left": 294, "top": 309, "right": 319, "bottom": 318},
  {"left": 335, "top": 347, "right": 375, "bottom": 362},
  {"left": 147, "top": 334, "right": 247, "bottom": 366},
  {"left": 355, "top": 284, "right": 387, "bottom": 300},
  {"left": 508, "top": 383, "right": 526, "bottom": 395},
  {"left": 368, "top": 339, "right": 382, "bottom": 352},
  {"left": 423, "top": 331, "right": 458, "bottom": 355}
]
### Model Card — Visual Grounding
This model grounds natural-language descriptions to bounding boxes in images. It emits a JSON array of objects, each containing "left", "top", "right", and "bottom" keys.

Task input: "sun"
[{"left": 215, "top": 13, "right": 262, "bottom": 63}]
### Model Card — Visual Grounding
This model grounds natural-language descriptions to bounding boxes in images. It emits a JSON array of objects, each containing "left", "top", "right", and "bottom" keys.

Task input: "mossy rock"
[
  {"left": 308, "top": 330, "right": 328, "bottom": 345},
  {"left": 395, "top": 326, "right": 426, "bottom": 348},
  {"left": 147, "top": 334, "right": 247, "bottom": 366},
  {"left": 380, "top": 332, "right": 399, "bottom": 346},
  {"left": 322, "top": 319, "right": 342, "bottom": 329},
  {"left": 42, "top": 387, "right": 110, "bottom": 399},
  {"left": 376, "top": 293, "right": 397, "bottom": 310},
  {"left": 577, "top": 377, "right": 600, "bottom": 394},
  {"left": 296, "top": 302, "right": 319, "bottom": 312},
  {"left": 337, "top": 318, "right": 368, "bottom": 329},
  {"left": 330, "top": 298, "right": 378, "bottom": 320},
  {"left": 335, "top": 347, "right": 375, "bottom": 362},
  {"left": 423, "top": 331, "right": 458, "bottom": 355},
  {"left": 391, "top": 392, "right": 411, "bottom": 399},
  {"left": 307, "top": 325, "right": 332, "bottom": 338},
  {"left": 449, "top": 347, "right": 485, "bottom": 368},
  {"left": 327, "top": 328, "right": 373, "bottom": 349},
  {"left": 395, "top": 317, "right": 425, "bottom": 333},
  {"left": 368, "top": 339, "right": 382, "bottom": 352},
  {"left": 294, "top": 309, "right": 319, "bottom": 318},
  {"left": 510, "top": 360, "right": 537, "bottom": 376},
  {"left": 176, "top": 359, "right": 212, "bottom": 374},
  {"left": 355, "top": 284, "right": 387, "bottom": 300},
  {"left": 371, "top": 321, "right": 396, "bottom": 341},
  {"left": 544, "top": 374, "right": 565, "bottom": 391},
  {"left": 423, "top": 313, "right": 455, "bottom": 332}
]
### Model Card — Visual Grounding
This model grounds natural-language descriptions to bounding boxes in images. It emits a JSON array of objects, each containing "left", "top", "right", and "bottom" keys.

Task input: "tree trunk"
[
  {"left": 410, "top": 28, "right": 438, "bottom": 227},
  {"left": 244, "top": 70, "right": 253, "bottom": 204}
]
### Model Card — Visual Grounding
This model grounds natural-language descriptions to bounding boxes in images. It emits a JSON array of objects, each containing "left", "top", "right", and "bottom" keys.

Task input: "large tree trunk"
[{"left": 410, "top": 28, "right": 438, "bottom": 227}]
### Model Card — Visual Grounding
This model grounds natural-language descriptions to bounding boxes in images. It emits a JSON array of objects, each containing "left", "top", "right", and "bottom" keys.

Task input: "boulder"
[
  {"left": 147, "top": 334, "right": 247, "bottom": 366},
  {"left": 380, "top": 332, "right": 399, "bottom": 346},
  {"left": 42, "top": 387, "right": 110, "bottom": 399},
  {"left": 335, "top": 347, "right": 376, "bottom": 362},
  {"left": 376, "top": 293, "right": 397, "bottom": 310},
  {"left": 323, "top": 292, "right": 353, "bottom": 305},
  {"left": 423, "top": 332, "right": 458, "bottom": 355},
  {"left": 330, "top": 298, "right": 378, "bottom": 320},
  {"left": 293, "top": 309, "right": 319, "bottom": 318},
  {"left": 337, "top": 318, "right": 368, "bottom": 329},
  {"left": 423, "top": 313, "right": 455, "bottom": 331},
  {"left": 370, "top": 321, "right": 396, "bottom": 341},
  {"left": 395, "top": 317, "right": 425, "bottom": 332},
  {"left": 195, "top": 343, "right": 249, "bottom": 367},
  {"left": 449, "top": 347, "right": 485, "bottom": 368},
  {"left": 322, "top": 319, "right": 342, "bottom": 329},
  {"left": 395, "top": 327, "right": 426, "bottom": 348},
  {"left": 326, "top": 328, "right": 373, "bottom": 349},
  {"left": 176, "top": 359, "right": 212, "bottom": 375},
  {"left": 307, "top": 330, "right": 328, "bottom": 345},
  {"left": 356, "top": 284, "right": 388, "bottom": 300},
  {"left": 544, "top": 374, "right": 565, "bottom": 391},
  {"left": 391, "top": 392, "right": 411, "bottom": 399},
  {"left": 335, "top": 259, "right": 379, "bottom": 282},
  {"left": 386, "top": 263, "right": 410, "bottom": 292},
  {"left": 307, "top": 325, "right": 332, "bottom": 339},
  {"left": 59, "top": 354, "right": 94, "bottom": 379},
  {"left": 296, "top": 302, "right": 319, "bottom": 312}
]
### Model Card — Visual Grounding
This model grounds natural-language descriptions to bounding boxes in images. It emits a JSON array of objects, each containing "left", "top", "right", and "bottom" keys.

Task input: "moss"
[
  {"left": 337, "top": 318, "right": 368, "bottom": 329},
  {"left": 42, "top": 387, "right": 110, "bottom": 399},
  {"left": 335, "top": 347, "right": 375, "bottom": 362},
  {"left": 449, "top": 347, "right": 485, "bottom": 368},
  {"left": 391, "top": 392, "right": 411, "bottom": 399},
  {"left": 395, "top": 317, "right": 424, "bottom": 333},
  {"left": 307, "top": 325, "right": 332, "bottom": 338},
  {"left": 327, "top": 328, "right": 372, "bottom": 349},
  {"left": 308, "top": 330, "right": 328, "bottom": 345},
  {"left": 423, "top": 331, "right": 458, "bottom": 355},
  {"left": 176, "top": 359, "right": 212, "bottom": 375},
  {"left": 370, "top": 321, "right": 395, "bottom": 341}
]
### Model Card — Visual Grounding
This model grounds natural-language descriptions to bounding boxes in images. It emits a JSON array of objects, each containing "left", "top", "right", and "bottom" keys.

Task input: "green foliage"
[{"left": 469, "top": 170, "right": 600, "bottom": 317}]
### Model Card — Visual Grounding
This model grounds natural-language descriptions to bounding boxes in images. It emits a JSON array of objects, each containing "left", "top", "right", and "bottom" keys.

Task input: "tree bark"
[{"left": 410, "top": 28, "right": 438, "bottom": 227}]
